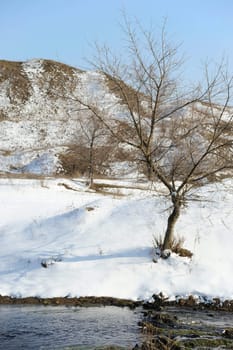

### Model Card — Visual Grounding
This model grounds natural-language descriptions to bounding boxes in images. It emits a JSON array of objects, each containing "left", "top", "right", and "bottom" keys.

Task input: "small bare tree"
[
  {"left": 60, "top": 110, "right": 115, "bottom": 186},
  {"left": 77, "top": 17, "right": 233, "bottom": 256},
  {"left": 77, "top": 112, "right": 113, "bottom": 187}
]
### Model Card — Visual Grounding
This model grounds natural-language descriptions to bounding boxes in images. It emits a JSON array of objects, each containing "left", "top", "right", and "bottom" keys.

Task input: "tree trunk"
[
  {"left": 145, "top": 154, "right": 155, "bottom": 181},
  {"left": 88, "top": 166, "right": 94, "bottom": 188},
  {"left": 147, "top": 163, "right": 154, "bottom": 181},
  {"left": 88, "top": 141, "right": 94, "bottom": 188},
  {"left": 162, "top": 198, "right": 181, "bottom": 251}
]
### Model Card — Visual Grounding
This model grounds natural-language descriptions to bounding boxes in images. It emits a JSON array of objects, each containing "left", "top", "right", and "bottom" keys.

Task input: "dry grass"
[
  {"left": 104, "top": 73, "right": 148, "bottom": 116},
  {"left": 0, "top": 60, "right": 31, "bottom": 103},
  {"left": 153, "top": 234, "right": 193, "bottom": 258},
  {"left": 40, "top": 59, "right": 84, "bottom": 99}
]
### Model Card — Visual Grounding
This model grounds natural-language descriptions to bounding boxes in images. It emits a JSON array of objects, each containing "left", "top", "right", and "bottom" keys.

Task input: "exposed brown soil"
[
  {"left": 0, "top": 295, "right": 141, "bottom": 308},
  {"left": 1, "top": 294, "right": 233, "bottom": 312},
  {"left": 0, "top": 60, "right": 31, "bottom": 104}
]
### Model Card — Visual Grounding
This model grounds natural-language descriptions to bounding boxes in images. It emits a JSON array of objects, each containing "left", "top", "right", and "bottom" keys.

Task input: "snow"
[
  {"left": 77, "top": 70, "right": 129, "bottom": 121},
  {"left": 19, "top": 151, "right": 63, "bottom": 175},
  {"left": 0, "top": 177, "right": 233, "bottom": 302},
  {"left": 0, "top": 60, "right": 131, "bottom": 175},
  {"left": 0, "top": 148, "right": 64, "bottom": 175}
]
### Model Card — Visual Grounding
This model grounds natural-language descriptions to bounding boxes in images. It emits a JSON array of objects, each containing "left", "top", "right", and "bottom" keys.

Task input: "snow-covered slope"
[
  {"left": 0, "top": 59, "right": 232, "bottom": 178},
  {"left": 0, "top": 59, "right": 124, "bottom": 175},
  {"left": 0, "top": 178, "right": 232, "bottom": 301}
]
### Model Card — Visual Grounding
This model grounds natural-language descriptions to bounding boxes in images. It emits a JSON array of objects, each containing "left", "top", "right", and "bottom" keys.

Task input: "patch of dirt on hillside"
[
  {"left": 41, "top": 59, "right": 83, "bottom": 97},
  {"left": 0, "top": 60, "right": 31, "bottom": 104}
]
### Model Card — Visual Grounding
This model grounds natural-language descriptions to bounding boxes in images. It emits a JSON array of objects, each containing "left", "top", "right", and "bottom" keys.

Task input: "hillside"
[
  {"left": 0, "top": 59, "right": 232, "bottom": 179},
  {"left": 0, "top": 59, "right": 128, "bottom": 176}
]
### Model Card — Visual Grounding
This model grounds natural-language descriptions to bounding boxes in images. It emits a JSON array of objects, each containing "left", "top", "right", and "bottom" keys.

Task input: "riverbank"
[
  {"left": 137, "top": 305, "right": 233, "bottom": 350},
  {"left": 1, "top": 294, "right": 233, "bottom": 312},
  {"left": 0, "top": 295, "right": 141, "bottom": 308}
]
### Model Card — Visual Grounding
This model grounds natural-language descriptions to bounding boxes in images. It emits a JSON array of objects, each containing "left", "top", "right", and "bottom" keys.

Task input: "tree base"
[{"left": 153, "top": 246, "right": 193, "bottom": 262}]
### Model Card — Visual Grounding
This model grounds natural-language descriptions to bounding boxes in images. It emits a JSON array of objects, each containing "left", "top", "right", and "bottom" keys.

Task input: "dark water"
[{"left": 0, "top": 305, "right": 142, "bottom": 350}]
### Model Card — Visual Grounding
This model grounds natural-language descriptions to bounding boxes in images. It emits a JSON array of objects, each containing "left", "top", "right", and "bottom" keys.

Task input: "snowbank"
[{"left": 0, "top": 178, "right": 232, "bottom": 301}]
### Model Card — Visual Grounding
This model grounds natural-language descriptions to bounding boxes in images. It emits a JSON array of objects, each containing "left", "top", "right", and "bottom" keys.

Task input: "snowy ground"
[{"left": 0, "top": 177, "right": 233, "bottom": 302}]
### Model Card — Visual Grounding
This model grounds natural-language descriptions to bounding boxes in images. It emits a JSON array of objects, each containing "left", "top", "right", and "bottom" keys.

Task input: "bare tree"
[
  {"left": 59, "top": 107, "right": 117, "bottom": 186},
  {"left": 77, "top": 17, "right": 233, "bottom": 256},
  {"left": 77, "top": 112, "right": 113, "bottom": 187}
]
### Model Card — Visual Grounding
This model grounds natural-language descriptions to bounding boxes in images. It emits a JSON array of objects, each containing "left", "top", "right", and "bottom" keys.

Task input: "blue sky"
[{"left": 1, "top": 0, "right": 233, "bottom": 82}]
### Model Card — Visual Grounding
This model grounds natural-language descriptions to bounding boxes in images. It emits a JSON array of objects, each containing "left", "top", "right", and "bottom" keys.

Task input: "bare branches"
[
  {"left": 58, "top": 16, "right": 233, "bottom": 250},
  {"left": 81, "top": 18, "right": 233, "bottom": 197}
]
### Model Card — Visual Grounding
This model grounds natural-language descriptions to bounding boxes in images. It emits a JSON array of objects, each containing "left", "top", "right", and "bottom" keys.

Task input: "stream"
[
  {"left": 0, "top": 304, "right": 233, "bottom": 350},
  {"left": 0, "top": 305, "right": 142, "bottom": 350}
]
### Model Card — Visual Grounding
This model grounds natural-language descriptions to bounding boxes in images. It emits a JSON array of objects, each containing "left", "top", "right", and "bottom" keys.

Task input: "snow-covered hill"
[
  {"left": 0, "top": 58, "right": 232, "bottom": 179},
  {"left": 0, "top": 59, "right": 125, "bottom": 175}
]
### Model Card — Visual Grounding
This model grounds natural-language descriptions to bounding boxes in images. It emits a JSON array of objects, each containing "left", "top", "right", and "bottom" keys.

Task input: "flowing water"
[
  {"left": 1, "top": 304, "right": 233, "bottom": 350},
  {"left": 0, "top": 305, "right": 142, "bottom": 350}
]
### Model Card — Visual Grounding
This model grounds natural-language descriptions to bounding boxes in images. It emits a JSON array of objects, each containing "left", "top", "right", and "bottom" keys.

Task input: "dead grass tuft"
[{"left": 153, "top": 235, "right": 193, "bottom": 258}]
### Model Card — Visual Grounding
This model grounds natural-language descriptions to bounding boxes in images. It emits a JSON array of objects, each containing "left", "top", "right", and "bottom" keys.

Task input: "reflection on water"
[{"left": 0, "top": 305, "right": 142, "bottom": 350}]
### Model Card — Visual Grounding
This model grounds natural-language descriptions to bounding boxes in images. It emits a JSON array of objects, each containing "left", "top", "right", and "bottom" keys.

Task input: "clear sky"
[{"left": 1, "top": 0, "right": 233, "bottom": 83}]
